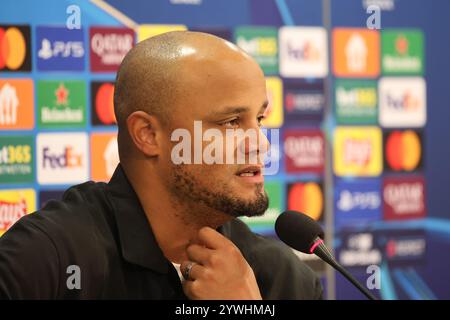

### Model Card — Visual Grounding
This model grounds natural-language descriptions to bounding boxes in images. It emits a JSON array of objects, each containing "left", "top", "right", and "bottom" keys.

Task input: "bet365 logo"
[{"left": 0, "top": 136, "right": 34, "bottom": 184}]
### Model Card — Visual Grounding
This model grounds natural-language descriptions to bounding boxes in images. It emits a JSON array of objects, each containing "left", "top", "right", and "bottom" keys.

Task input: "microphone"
[{"left": 275, "top": 210, "right": 378, "bottom": 300}]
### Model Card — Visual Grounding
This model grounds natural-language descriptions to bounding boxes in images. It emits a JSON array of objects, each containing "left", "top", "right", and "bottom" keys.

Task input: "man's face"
[{"left": 159, "top": 54, "right": 270, "bottom": 218}]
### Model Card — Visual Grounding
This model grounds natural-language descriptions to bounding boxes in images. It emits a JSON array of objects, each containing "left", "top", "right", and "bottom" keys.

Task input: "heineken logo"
[
  {"left": 395, "top": 35, "right": 409, "bottom": 55},
  {"left": 382, "top": 29, "right": 424, "bottom": 75},
  {"left": 38, "top": 80, "right": 86, "bottom": 128},
  {"left": 55, "top": 83, "right": 69, "bottom": 105}
]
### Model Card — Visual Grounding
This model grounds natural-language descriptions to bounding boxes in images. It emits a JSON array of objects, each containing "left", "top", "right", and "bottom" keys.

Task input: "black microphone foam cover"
[{"left": 275, "top": 210, "right": 325, "bottom": 254}]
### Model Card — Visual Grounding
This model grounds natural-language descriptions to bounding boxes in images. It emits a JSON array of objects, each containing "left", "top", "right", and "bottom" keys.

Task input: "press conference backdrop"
[{"left": 0, "top": 0, "right": 449, "bottom": 300}]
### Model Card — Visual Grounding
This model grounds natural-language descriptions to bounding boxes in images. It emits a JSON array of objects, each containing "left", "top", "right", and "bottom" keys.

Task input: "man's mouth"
[
  {"left": 235, "top": 166, "right": 264, "bottom": 183},
  {"left": 236, "top": 166, "right": 262, "bottom": 176}
]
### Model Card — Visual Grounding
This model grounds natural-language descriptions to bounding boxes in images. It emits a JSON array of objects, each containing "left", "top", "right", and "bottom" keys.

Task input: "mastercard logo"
[
  {"left": 385, "top": 130, "right": 422, "bottom": 171},
  {"left": 0, "top": 25, "right": 31, "bottom": 71},
  {"left": 91, "top": 82, "right": 116, "bottom": 126},
  {"left": 287, "top": 182, "right": 323, "bottom": 221}
]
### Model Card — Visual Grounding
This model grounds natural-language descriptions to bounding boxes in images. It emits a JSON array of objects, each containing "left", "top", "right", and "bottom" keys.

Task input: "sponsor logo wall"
[
  {"left": 0, "top": 19, "right": 428, "bottom": 290},
  {"left": 0, "top": 24, "right": 129, "bottom": 217},
  {"left": 331, "top": 27, "right": 427, "bottom": 280}
]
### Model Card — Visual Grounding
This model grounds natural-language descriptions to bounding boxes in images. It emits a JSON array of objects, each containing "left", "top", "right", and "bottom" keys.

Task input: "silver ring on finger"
[{"left": 183, "top": 262, "right": 195, "bottom": 281}]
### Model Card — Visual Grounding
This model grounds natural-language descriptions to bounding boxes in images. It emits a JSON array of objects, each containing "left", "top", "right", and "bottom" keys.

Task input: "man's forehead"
[{"left": 208, "top": 101, "right": 269, "bottom": 117}]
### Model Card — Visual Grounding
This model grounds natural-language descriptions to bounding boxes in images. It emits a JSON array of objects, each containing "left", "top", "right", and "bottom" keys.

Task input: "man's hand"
[{"left": 180, "top": 226, "right": 262, "bottom": 300}]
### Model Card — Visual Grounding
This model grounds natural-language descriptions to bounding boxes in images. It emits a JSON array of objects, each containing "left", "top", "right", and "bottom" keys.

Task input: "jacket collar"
[{"left": 106, "top": 164, "right": 169, "bottom": 274}]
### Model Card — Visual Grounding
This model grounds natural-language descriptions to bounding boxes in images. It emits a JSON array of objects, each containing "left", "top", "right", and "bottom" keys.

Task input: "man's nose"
[{"left": 244, "top": 127, "right": 270, "bottom": 158}]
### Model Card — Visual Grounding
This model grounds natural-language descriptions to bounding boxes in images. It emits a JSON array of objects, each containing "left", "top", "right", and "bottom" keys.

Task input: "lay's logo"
[
  {"left": 343, "top": 138, "right": 372, "bottom": 166},
  {"left": 0, "top": 25, "right": 32, "bottom": 72},
  {"left": 334, "top": 127, "right": 382, "bottom": 177},
  {"left": 0, "top": 189, "right": 35, "bottom": 236}
]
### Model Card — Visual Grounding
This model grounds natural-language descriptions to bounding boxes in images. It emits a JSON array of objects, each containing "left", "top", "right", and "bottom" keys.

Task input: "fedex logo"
[
  {"left": 37, "top": 133, "right": 88, "bottom": 184},
  {"left": 379, "top": 77, "right": 426, "bottom": 128},
  {"left": 279, "top": 27, "right": 328, "bottom": 78},
  {"left": 286, "top": 40, "right": 320, "bottom": 62},
  {"left": 42, "top": 146, "right": 82, "bottom": 169},
  {"left": 385, "top": 91, "right": 420, "bottom": 111}
]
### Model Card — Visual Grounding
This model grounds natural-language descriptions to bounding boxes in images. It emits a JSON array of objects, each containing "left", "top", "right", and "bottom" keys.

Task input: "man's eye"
[
  {"left": 223, "top": 118, "right": 239, "bottom": 128},
  {"left": 257, "top": 115, "right": 266, "bottom": 126}
]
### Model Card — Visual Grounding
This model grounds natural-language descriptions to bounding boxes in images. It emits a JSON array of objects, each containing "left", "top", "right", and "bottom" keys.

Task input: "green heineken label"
[
  {"left": 335, "top": 79, "right": 377, "bottom": 124},
  {"left": 241, "top": 181, "right": 282, "bottom": 231},
  {"left": 234, "top": 27, "right": 278, "bottom": 75},
  {"left": 38, "top": 80, "right": 86, "bottom": 128},
  {"left": 382, "top": 29, "right": 424, "bottom": 75},
  {"left": 0, "top": 136, "right": 34, "bottom": 184}
]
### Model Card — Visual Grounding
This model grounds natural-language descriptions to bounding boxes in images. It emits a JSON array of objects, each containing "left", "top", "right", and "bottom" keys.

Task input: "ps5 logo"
[
  {"left": 337, "top": 190, "right": 380, "bottom": 212},
  {"left": 38, "top": 39, "right": 84, "bottom": 60}
]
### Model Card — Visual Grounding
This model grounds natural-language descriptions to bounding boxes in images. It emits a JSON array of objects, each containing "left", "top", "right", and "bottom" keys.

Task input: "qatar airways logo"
[
  {"left": 284, "top": 136, "right": 323, "bottom": 165},
  {"left": 91, "top": 33, "right": 133, "bottom": 62},
  {"left": 284, "top": 131, "right": 324, "bottom": 173},
  {"left": 383, "top": 180, "right": 425, "bottom": 218},
  {"left": 170, "top": 121, "right": 279, "bottom": 175},
  {"left": 89, "top": 27, "right": 135, "bottom": 71}
]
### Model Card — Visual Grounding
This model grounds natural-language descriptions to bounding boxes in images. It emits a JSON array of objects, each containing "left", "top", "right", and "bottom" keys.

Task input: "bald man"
[{"left": 0, "top": 31, "right": 323, "bottom": 300}]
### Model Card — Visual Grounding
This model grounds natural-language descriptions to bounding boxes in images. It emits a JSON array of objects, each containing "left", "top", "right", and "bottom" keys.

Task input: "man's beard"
[{"left": 168, "top": 164, "right": 269, "bottom": 219}]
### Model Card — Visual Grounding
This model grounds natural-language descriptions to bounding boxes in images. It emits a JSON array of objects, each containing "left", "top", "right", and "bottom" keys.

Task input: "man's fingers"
[
  {"left": 182, "top": 279, "right": 199, "bottom": 300},
  {"left": 180, "top": 261, "right": 205, "bottom": 281},
  {"left": 186, "top": 244, "right": 214, "bottom": 265},
  {"left": 197, "top": 226, "right": 231, "bottom": 250}
]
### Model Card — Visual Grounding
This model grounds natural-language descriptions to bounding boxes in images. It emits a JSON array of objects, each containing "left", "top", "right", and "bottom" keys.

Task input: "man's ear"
[{"left": 126, "top": 111, "right": 162, "bottom": 157}]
